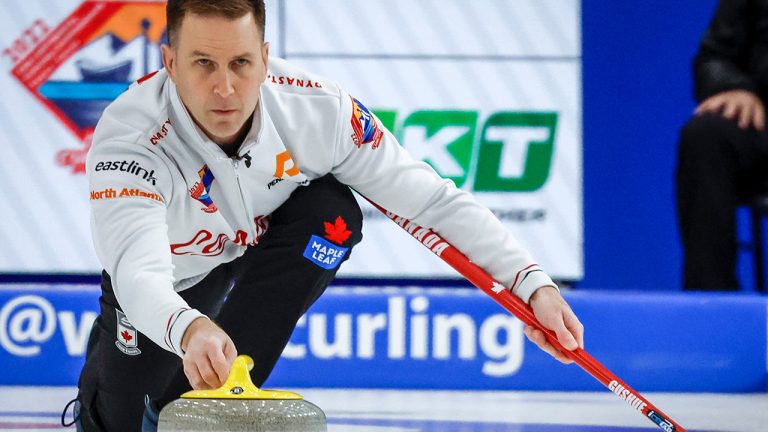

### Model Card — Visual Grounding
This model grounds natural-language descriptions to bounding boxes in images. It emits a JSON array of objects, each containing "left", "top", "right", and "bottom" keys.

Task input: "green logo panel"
[
  {"left": 474, "top": 112, "right": 557, "bottom": 192},
  {"left": 400, "top": 111, "right": 478, "bottom": 188}
]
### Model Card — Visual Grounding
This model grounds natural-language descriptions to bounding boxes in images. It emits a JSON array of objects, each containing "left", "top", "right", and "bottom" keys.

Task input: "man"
[
  {"left": 677, "top": 0, "right": 768, "bottom": 290},
  {"left": 71, "top": 1, "right": 584, "bottom": 430}
]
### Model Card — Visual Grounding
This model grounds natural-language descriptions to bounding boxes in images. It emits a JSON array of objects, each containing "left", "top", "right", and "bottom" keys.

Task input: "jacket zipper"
[{"left": 231, "top": 159, "right": 255, "bottom": 240}]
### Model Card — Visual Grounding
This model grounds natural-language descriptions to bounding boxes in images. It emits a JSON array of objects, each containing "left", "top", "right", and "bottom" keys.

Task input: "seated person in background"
[{"left": 676, "top": 0, "right": 768, "bottom": 290}]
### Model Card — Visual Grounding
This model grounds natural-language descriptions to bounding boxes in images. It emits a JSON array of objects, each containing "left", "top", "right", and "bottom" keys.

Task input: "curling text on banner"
[{"left": 0, "top": 285, "right": 764, "bottom": 391}]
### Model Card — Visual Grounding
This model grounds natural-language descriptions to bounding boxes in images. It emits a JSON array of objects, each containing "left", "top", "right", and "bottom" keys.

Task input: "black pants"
[
  {"left": 75, "top": 175, "right": 362, "bottom": 431},
  {"left": 676, "top": 113, "right": 768, "bottom": 290}
]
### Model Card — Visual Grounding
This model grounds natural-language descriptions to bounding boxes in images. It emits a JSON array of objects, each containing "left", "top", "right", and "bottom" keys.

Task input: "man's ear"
[
  {"left": 261, "top": 42, "right": 269, "bottom": 78},
  {"left": 161, "top": 44, "right": 175, "bottom": 80}
]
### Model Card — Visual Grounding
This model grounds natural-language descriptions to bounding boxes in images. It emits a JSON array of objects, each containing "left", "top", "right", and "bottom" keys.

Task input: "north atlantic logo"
[
  {"left": 9, "top": 1, "right": 167, "bottom": 174},
  {"left": 190, "top": 165, "right": 218, "bottom": 213}
]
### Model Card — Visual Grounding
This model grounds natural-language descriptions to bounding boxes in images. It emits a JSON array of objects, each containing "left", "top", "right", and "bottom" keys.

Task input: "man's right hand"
[
  {"left": 180, "top": 317, "right": 238, "bottom": 390},
  {"left": 695, "top": 89, "right": 766, "bottom": 131}
]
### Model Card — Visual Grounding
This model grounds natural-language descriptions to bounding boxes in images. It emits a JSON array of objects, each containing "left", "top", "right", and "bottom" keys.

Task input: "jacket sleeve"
[
  {"left": 87, "top": 142, "right": 206, "bottom": 357},
  {"left": 330, "top": 94, "right": 556, "bottom": 303},
  {"left": 694, "top": 0, "right": 758, "bottom": 101}
]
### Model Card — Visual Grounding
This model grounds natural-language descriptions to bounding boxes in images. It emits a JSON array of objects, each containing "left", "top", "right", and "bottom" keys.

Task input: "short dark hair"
[{"left": 166, "top": 0, "right": 266, "bottom": 46}]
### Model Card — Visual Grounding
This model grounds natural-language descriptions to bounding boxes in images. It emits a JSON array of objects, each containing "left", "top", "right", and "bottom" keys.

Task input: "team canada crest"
[
  {"left": 115, "top": 309, "right": 141, "bottom": 356},
  {"left": 9, "top": 1, "right": 167, "bottom": 174}
]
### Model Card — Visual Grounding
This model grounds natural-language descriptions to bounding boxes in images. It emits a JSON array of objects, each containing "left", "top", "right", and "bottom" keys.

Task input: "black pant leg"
[
  {"left": 76, "top": 267, "right": 233, "bottom": 432},
  {"left": 156, "top": 175, "right": 363, "bottom": 407},
  {"left": 676, "top": 113, "right": 768, "bottom": 290}
]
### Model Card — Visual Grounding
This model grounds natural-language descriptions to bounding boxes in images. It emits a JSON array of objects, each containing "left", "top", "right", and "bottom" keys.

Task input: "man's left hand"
[{"left": 523, "top": 286, "right": 584, "bottom": 364}]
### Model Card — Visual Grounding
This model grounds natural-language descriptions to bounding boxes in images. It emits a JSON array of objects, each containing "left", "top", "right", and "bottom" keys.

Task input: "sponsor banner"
[
  {"left": 307, "top": 58, "right": 583, "bottom": 279},
  {"left": 1, "top": 285, "right": 764, "bottom": 392},
  {"left": 283, "top": 0, "right": 581, "bottom": 58},
  {"left": 0, "top": 0, "right": 581, "bottom": 280},
  {"left": 0, "top": 285, "right": 99, "bottom": 386}
]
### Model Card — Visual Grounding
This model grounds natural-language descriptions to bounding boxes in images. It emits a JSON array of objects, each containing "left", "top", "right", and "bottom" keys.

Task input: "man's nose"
[{"left": 213, "top": 70, "right": 235, "bottom": 98}]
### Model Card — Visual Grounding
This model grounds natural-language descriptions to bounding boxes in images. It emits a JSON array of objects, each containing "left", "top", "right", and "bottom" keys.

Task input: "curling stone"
[{"left": 158, "top": 355, "right": 326, "bottom": 431}]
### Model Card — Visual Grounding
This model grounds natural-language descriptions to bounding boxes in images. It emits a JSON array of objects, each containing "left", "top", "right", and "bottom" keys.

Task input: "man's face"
[{"left": 162, "top": 13, "right": 269, "bottom": 146}]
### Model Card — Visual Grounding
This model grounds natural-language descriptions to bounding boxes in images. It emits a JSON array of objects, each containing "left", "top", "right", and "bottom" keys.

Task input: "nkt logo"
[{"left": 374, "top": 110, "right": 557, "bottom": 192}]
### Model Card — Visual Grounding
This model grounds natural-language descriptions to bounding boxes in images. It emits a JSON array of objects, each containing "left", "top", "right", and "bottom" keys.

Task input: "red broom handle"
[{"left": 369, "top": 201, "right": 686, "bottom": 432}]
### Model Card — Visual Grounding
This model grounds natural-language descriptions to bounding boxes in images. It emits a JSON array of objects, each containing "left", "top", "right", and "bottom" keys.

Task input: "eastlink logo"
[
  {"left": 0, "top": 295, "right": 96, "bottom": 357},
  {"left": 94, "top": 160, "right": 157, "bottom": 185},
  {"left": 283, "top": 295, "right": 525, "bottom": 377}
]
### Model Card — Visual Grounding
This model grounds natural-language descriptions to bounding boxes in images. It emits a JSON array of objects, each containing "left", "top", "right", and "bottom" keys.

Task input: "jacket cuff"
[
  {"left": 166, "top": 308, "right": 207, "bottom": 357},
  {"left": 513, "top": 271, "right": 559, "bottom": 304}
]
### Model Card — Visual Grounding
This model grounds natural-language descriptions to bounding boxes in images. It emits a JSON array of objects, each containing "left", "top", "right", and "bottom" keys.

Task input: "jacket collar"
[{"left": 166, "top": 73, "right": 269, "bottom": 161}]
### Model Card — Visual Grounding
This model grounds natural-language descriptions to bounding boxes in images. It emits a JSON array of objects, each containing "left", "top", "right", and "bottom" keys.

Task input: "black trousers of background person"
[
  {"left": 75, "top": 175, "right": 363, "bottom": 432},
  {"left": 676, "top": 113, "right": 768, "bottom": 290}
]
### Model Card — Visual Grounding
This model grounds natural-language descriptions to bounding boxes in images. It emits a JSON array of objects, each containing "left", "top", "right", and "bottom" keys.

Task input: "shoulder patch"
[{"left": 350, "top": 96, "right": 383, "bottom": 149}]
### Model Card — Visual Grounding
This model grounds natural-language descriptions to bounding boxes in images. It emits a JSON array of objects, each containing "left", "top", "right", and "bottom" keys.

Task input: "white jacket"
[{"left": 87, "top": 57, "right": 556, "bottom": 357}]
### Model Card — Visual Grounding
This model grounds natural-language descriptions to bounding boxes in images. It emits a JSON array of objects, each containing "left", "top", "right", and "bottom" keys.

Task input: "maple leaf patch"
[
  {"left": 121, "top": 330, "right": 133, "bottom": 342},
  {"left": 324, "top": 216, "right": 352, "bottom": 245}
]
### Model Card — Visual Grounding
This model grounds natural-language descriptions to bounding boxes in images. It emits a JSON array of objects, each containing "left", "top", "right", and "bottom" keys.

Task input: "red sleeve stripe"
[
  {"left": 164, "top": 308, "right": 191, "bottom": 353},
  {"left": 510, "top": 264, "right": 540, "bottom": 291},
  {"left": 137, "top": 70, "right": 159, "bottom": 85}
]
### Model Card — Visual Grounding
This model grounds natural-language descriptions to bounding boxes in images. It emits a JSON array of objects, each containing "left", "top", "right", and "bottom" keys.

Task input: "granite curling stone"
[{"left": 158, "top": 355, "right": 326, "bottom": 432}]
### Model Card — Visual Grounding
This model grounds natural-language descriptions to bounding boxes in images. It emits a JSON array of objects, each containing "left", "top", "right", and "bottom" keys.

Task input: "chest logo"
[
  {"left": 273, "top": 150, "right": 301, "bottom": 178},
  {"left": 268, "top": 150, "right": 308, "bottom": 189},
  {"left": 190, "top": 164, "right": 218, "bottom": 213}
]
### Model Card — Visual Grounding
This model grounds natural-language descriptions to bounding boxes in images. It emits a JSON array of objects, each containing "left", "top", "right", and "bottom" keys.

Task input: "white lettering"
[
  {"left": 485, "top": 126, "right": 550, "bottom": 178},
  {"left": 279, "top": 295, "right": 526, "bottom": 378},
  {"left": 609, "top": 380, "right": 618, "bottom": 392},
  {"left": 356, "top": 313, "right": 387, "bottom": 358},
  {"left": 479, "top": 315, "right": 524, "bottom": 377},
  {"left": 309, "top": 314, "right": 352, "bottom": 359},
  {"left": 433, "top": 313, "right": 476, "bottom": 360},
  {"left": 58, "top": 311, "right": 97, "bottom": 356},
  {"left": 410, "top": 297, "right": 429, "bottom": 359},
  {"left": 422, "top": 234, "right": 441, "bottom": 249},
  {"left": 388, "top": 297, "right": 406, "bottom": 358},
  {"left": 403, "top": 126, "right": 469, "bottom": 177},
  {"left": 0, "top": 296, "right": 56, "bottom": 356}
]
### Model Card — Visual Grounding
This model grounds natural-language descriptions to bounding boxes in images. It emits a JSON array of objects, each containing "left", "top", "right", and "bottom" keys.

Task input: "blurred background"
[
  {"left": 0, "top": 0, "right": 765, "bottom": 421},
  {"left": 0, "top": 0, "right": 739, "bottom": 291}
]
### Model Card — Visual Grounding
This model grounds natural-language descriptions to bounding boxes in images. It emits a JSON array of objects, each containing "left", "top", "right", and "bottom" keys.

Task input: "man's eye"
[
  {"left": 235, "top": 59, "right": 250, "bottom": 66},
  {"left": 197, "top": 59, "right": 211, "bottom": 66}
]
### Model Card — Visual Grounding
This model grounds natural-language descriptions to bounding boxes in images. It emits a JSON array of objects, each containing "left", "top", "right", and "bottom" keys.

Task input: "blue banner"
[
  {"left": 0, "top": 285, "right": 99, "bottom": 386},
  {"left": 0, "top": 285, "right": 765, "bottom": 392}
]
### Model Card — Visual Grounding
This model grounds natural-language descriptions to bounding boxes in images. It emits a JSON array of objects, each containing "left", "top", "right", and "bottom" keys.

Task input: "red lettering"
[
  {"left": 287, "top": 78, "right": 294, "bottom": 85},
  {"left": 234, "top": 230, "right": 248, "bottom": 246},
  {"left": 149, "top": 118, "right": 171, "bottom": 145},
  {"left": 2, "top": 48, "right": 18, "bottom": 64},
  {"left": 296, "top": 79, "right": 305, "bottom": 87},
  {"left": 4, "top": 19, "right": 49, "bottom": 65}
]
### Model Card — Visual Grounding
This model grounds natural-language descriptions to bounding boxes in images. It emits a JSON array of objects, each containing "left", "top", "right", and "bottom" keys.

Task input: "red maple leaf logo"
[
  {"left": 324, "top": 216, "right": 352, "bottom": 245},
  {"left": 121, "top": 330, "right": 133, "bottom": 343}
]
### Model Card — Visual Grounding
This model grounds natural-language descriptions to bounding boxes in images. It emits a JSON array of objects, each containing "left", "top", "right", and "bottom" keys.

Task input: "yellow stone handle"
[{"left": 181, "top": 355, "right": 303, "bottom": 400}]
